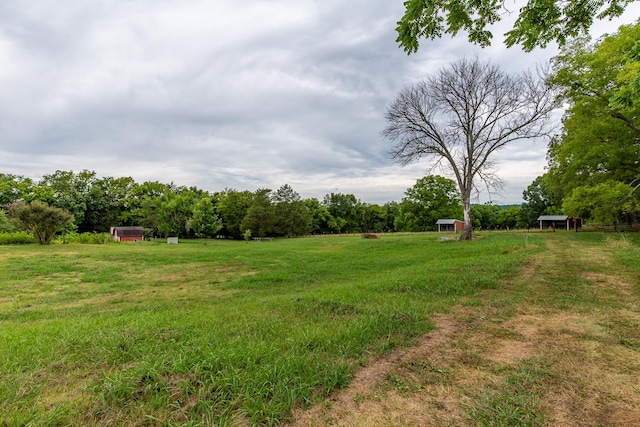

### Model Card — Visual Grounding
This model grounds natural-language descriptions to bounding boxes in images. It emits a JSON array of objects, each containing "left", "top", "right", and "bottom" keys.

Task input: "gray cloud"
[{"left": 1, "top": 1, "right": 638, "bottom": 204}]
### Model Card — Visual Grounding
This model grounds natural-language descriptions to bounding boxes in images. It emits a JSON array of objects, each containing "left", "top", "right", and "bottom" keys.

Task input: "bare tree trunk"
[
  {"left": 461, "top": 191, "right": 473, "bottom": 240},
  {"left": 383, "top": 58, "right": 558, "bottom": 238}
]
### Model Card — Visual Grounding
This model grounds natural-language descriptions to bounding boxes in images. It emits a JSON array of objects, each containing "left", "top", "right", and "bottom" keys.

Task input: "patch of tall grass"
[{"left": 56, "top": 232, "right": 115, "bottom": 244}]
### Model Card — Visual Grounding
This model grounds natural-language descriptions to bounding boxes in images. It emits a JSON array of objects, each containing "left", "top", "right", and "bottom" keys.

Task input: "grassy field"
[
  {"left": 1, "top": 232, "right": 638, "bottom": 426},
  {"left": 291, "top": 232, "right": 640, "bottom": 427}
]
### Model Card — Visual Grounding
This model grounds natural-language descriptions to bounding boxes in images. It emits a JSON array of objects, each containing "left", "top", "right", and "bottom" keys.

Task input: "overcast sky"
[{"left": 1, "top": 1, "right": 638, "bottom": 204}]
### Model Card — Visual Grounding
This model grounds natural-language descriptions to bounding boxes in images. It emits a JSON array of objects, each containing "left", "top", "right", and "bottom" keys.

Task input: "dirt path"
[{"left": 288, "top": 236, "right": 640, "bottom": 426}]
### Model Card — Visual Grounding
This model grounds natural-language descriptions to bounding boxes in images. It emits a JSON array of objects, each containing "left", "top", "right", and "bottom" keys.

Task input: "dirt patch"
[
  {"left": 289, "top": 314, "right": 466, "bottom": 427},
  {"left": 288, "top": 237, "right": 640, "bottom": 426},
  {"left": 485, "top": 338, "right": 535, "bottom": 364},
  {"left": 598, "top": 403, "right": 640, "bottom": 426},
  {"left": 582, "top": 272, "right": 634, "bottom": 296}
]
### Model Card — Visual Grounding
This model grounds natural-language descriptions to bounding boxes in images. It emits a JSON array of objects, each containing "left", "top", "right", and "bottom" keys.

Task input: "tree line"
[{"left": 0, "top": 170, "right": 544, "bottom": 243}]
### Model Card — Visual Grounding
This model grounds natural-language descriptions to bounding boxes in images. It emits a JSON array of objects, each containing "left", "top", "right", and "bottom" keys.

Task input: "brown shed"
[{"left": 110, "top": 226, "right": 145, "bottom": 242}]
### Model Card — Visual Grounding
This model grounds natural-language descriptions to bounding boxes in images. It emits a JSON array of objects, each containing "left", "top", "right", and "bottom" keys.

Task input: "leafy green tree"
[
  {"left": 189, "top": 196, "right": 223, "bottom": 244},
  {"left": 394, "top": 175, "right": 462, "bottom": 232},
  {"left": 303, "top": 198, "right": 336, "bottom": 234},
  {"left": 562, "top": 180, "right": 640, "bottom": 223},
  {"left": 520, "top": 176, "right": 560, "bottom": 228},
  {"left": 0, "top": 210, "right": 15, "bottom": 233},
  {"left": 216, "top": 189, "right": 254, "bottom": 239},
  {"left": 131, "top": 181, "right": 174, "bottom": 233},
  {"left": 396, "top": 0, "right": 636, "bottom": 53},
  {"left": 135, "top": 181, "right": 174, "bottom": 199},
  {"left": 135, "top": 196, "right": 162, "bottom": 235},
  {"left": 39, "top": 170, "right": 98, "bottom": 232},
  {"left": 362, "top": 204, "right": 390, "bottom": 233},
  {"left": 0, "top": 174, "right": 38, "bottom": 208},
  {"left": 85, "top": 176, "right": 139, "bottom": 232},
  {"left": 546, "top": 23, "right": 640, "bottom": 222},
  {"left": 383, "top": 57, "right": 557, "bottom": 239},
  {"left": 550, "top": 23, "right": 640, "bottom": 134},
  {"left": 7, "top": 200, "right": 73, "bottom": 244},
  {"left": 471, "top": 203, "right": 502, "bottom": 230},
  {"left": 498, "top": 206, "right": 523, "bottom": 229},
  {"left": 157, "top": 189, "right": 198, "bottom": 238},
  {"left": 241, "top": 189, "right": 275, "bottom": 238},
  {"left": 383, "top": 202, "right": 400, "bottom": 232},
  {"left": 322, "top": 193, "right": 363, "bottom": 233},
  {"left": 272, "top": 184, "right": 311, "bottom": 237}
]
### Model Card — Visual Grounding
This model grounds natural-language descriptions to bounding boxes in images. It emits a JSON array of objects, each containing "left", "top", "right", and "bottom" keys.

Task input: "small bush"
[
  {"left": 7, "top": 200, "right": 73, "bottom": 244},
  {"left": 0, "top": 232, "right": 37, "bottom": 245},
  {"left": 56, "top": 232, "right": 114, "bottom": 244},
  {"left": 0, "top": 210, "right": 15, "bottom": 233}
]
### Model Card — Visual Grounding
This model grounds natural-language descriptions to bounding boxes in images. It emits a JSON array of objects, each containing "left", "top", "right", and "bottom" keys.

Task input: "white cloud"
[{"left": 1, "top": 0, "right": 638, "bottom": 205}]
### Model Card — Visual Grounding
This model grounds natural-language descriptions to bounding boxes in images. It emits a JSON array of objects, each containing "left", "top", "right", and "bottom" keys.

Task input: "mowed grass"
[
  {"left": 460, "top": 232, "right": 640, "bottom": 426},
  {"left": 284, "top": 232, "right": 640, "bottom": 427},
  {"left": 1, "top": 233, "right": 544, "bottom": 425}
]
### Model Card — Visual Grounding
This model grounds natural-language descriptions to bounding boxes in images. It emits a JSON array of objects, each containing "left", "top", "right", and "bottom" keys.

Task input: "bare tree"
[{"left": 382, "top": 57, "right": 558, "bottom": 240}]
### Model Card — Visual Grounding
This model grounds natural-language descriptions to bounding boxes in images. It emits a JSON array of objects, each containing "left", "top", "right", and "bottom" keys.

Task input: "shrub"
[
  {"left": 7, "top": 200, "right": 73, "bottom": 244},
  {"left": 56, "top": 232, "right": 113, "bottom": 244},
  {"left": 0, "top": 232, "right": 37, "bottom": 245},
  {"left": 0, "top": 210, "right": 15, "bottom": 233}
]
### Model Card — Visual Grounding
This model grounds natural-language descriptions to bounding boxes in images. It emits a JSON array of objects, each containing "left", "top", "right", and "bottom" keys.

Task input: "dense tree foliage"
[
  {"left": 470, "top": 203, "right": 502, "bottom": 230},
  {"left": 550, "top": 22, "right": 640, "bottom": 134},
  {"left": 39, "top": 170, "right": 96, "bottom": 231},
  {"left": 156, "top": 188, "right": 202, "bottom": 238},
  {"left": 562, "top": 180, "right": 639, "bottom": 223},
  {"left": 545, "top": 22, "right": 640, "bottom": 223},
  {"left": 241, "top": 189, "right": 275, "bottom": 238},
  {"left": 363, "top": 203, "right": 396, "bottom": 233},
  {"left": 498, "top": 206, "right": 522, "bottom": 230},
  {"left": 519, "top": 176, "right": 560, "bottom": 228},
  {"left": 394, "top": 176, "right": 462, "bottom": 231},
  {"left": 7, "top": 200, "right": 73, "bottom": 244},
  {"left": 396, "top": 0, "right": 637, "bottom": 53},
  {"left": 0, "top": 174, "right": 39, "bottom": 206},
  {"left": 87, "top": 176, "right": 139, "bottom": 232},
  {"left": 383, "top": 57, "right": 557, "bottom": 239},
  {"left": 0, "top": 210, "right": 15, "bottom": 233},
  {"left": 0, "top": 169, "right": 535, "bottom": 241},
  {"left": 189, "top": 196, "right": 223, "bottom": 244},
  {"left": 272, "top": 185, "right": 312, "bottom": 237},
  {"left": 323, "top": 193, "right": 364, "bottom": 234},
  {"left": 467, "top": 203, "right": 524, "bottom": 230},
  {"left": 303, "top": 198, "right": 333, "bottom": 235},
  {"left": 216, "top": 189, "right": 254, "bottom": 239}
]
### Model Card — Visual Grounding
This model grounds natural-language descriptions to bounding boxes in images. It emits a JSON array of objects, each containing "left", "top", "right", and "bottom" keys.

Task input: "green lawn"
[{"left": 0, "top": 232, "right": 560, "bottom": 425}]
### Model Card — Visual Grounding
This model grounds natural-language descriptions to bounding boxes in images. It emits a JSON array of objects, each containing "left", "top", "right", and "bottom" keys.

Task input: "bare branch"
[{"left": 382, "top": 57, "right": 559, "bottom": 239}]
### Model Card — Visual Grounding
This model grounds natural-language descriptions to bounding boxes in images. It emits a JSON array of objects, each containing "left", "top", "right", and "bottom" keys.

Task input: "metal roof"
[
  {"left": 436, "top": 219, "right": 462, "bottom": 224},
  {"left": 537, "top": 215, "right": 568, "bottom": 221},
  {"left": 113, "top": 226, "right": 144, "bottom": 236}
]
